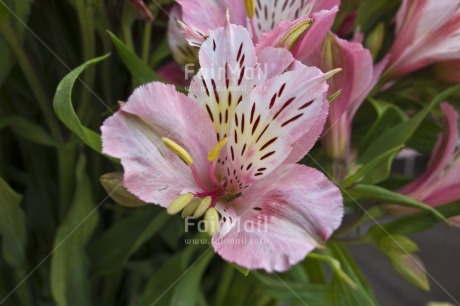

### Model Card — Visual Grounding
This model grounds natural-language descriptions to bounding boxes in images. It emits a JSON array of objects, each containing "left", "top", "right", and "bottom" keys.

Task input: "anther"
[
  {"left": 204, "top": 208, "right": 220, "bottom": 235},
  {"left": 181, "top": 199, "right": 201, "bottom": 218},
  {"left": 208, "top": 137, "right": 228, "bottom": 162},
  {"left": 166, "top": 193, "right": 194, "bottom": 215},
  {"left": 193, "top": 196, "right": 212, "bottom": 218},
  {"left": 162, "top": 137, "right": 194, "bottom": 165}
]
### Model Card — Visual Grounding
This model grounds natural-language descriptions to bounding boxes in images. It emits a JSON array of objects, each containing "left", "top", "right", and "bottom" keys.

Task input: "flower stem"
[
  {"left": 74, "top": 0, "right": 96, "bottom": 123},
  {"left": 214, "top": 264, "right": 235, "bottom": 306},
  {"left": 141, "top": 22, "right": 152, "bottom": 63},
  {"left": 0, "top": 25, "right": 62, "bottom": 140}
]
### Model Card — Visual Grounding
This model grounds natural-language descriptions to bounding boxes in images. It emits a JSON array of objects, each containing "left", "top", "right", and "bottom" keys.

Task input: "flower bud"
[
  {"left": 365, "top": 23, "right": 385, "bottom": 60},
  {"left": 100, "top": 172, "right": 147, "bottom": 207}
]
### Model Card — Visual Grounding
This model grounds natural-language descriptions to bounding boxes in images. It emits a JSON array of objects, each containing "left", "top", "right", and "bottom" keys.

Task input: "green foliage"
[
  {"left": 53, "top": 54, "right": 109, "bottom": 153},
  {"left": 50, "top": 156, "right": 99, "bottom": 306},
  {"left": 0, "top": 177, "right": 27, "bottom": 268},
  {"left": 376, "top": 235, "right": 429, "bottom": 290},
  {"left": 325, "top": 244, "right": 377, "bottom": 306},
  {"left": 108, "top": 31, "right": 162, "bottom": 87}
]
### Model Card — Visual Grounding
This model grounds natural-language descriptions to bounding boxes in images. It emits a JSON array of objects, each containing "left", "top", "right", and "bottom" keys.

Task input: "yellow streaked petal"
[
  {"left": 193, "top": 196, "right": 212, "bottom": 218},
  {"left": 181, "top": 199, "right": 200, "bottom": 218},
  {"left": 204, "top": 207, "right": 220, "bottom": 236},
  {"left": 166, "top": 193, "right": 194, "bottom": 215},
  {"left": 208, "top": 137, "right": 227, "bottom": 162},
  {"left": 162, "top": 137, "right": 194, "bottom": 165}
]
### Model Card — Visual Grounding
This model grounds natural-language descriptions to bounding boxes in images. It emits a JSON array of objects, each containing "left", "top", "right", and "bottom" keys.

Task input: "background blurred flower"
[
  {"left": 386, "top": 0, "right": 460, "bottom": 79},
  {"left": 399, "top": 103, "right": 460, "bottom": 225},
  {"left": 304, "top": 33, "right": 386, "bottom": 177}
]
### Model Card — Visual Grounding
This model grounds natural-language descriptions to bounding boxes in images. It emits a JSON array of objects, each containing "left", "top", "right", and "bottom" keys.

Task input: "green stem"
[
  {"left": 214, "top": 264, "right": 235, "bottom": 306},
  {"left": 122, "top": 1, "right": 136, "bottom": 52},
  {"left": 75, "top": 0, "right": 96, "bottom": 123},
  {"left": 1, "top": 25, "right": 62, "bottom": 140},
  {"left": 141, "top": 22, "right": 152, "bottom": 63},
  {"left": 1, "top": 24, "right": 76, "bottom": 217}
]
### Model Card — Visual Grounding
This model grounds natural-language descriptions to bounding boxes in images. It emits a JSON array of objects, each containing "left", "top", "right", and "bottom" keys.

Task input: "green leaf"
[
  {"left": 99, "top": 172, "right": 147, "bottom": 207},
  {"left": 169, "top": 249, "right": 214, "bottom": 306},
  {"left": 348, "top": 184, "right": 447, "bottom": 223},
  {"left": 0, "top": 177, "right": 26, "bottom": 268},
  {"left": 229, "top": 262, "right": 250, "bottom": 276},
  {"left": 377, "top": 235, "right": 429, "bottom": 290},
  {"left": 343, "top": 145, "right": 403, "bottom": 187},
  {"left": 355, "top": 0, "right": 401, "bottom": 34},
  {"left": 251, "top": 272, "right": 326, "bottom": 305},
  {"left": 368, "top": 201, "right": 460, "bottom": 239},
  {"left": 308, "top": 253, "right": 357, "bottom": 289},
  {"left": 0, "top": 0, "right": 32, "bottom": 86},
  {"left": 0, "top": 116, "right": 60, "bottom": 146},
  {"left": 326, "top": 244, "right": 377, "bottom": 306},
  {"left": 107, "top": 31, "right": 161, "bottom": 87},
  {"left": 138, "top": 243, "right": 206, "bottom": 306},
  {"left": 88, "top": 207, "right": 168, "bottom": 275},
  {"left": 359, "top": 84, "right": 460, "bottom": 165},
  {"left": 53, "top": 54, "right": 110, "bottom": 152},
  {"left": 50, "top": 155, "right": 99, "bottom": 306},
  {"left": 359, "top": 99, "right": 408, "bottom": 152}
]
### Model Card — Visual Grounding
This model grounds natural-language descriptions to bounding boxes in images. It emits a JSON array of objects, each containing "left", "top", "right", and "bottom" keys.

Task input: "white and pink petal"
[
  {"left": 212, "top": 164, "right": 343, "bottom": 272},
  {"left": 101, "top": 83, "right": 217, "bottom": 206},
  {"left": 224, "top": 62, "right": 329, "bottom": 194}
]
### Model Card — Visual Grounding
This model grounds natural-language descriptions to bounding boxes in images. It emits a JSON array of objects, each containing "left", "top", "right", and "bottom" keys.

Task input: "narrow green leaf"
[
  {"left": 53, "top": 54, "right": 110, "bottom": 152},
  {"left": 0, "top": 0, "right": 32, "bottom": 85},
  {"left": 252, "top": 272, "right": 326, "bottom": 305},
  {"left": 138, "top": 243, "right": 205, "bottom": 306},
  {"left": 348, "top": 184, "right": 447, "bottom": 223},
  {"left": 229, "top": 262, "right": 250, "bottom": 276},
  {"left": 368, "top": 201, "right": 460, "bottom": 239},
  {"left": 343, "top": 145, "right": 404, "bottom": 187},
  {"left": 107, "top": 31, "right": 161, "bottom": 86},
  {"left": 169, "top": 249, "right": 214, "bottom": 306},
  {"left": 359, "top": 84, "right": 460, "bottom": 164},
  {"left": 308, "top": 253, "right": 357, "bottom": 289},
  {"left": 326, "top": 244, "right": 377, "bottom": 306},
  {"left": 50, "top": 155, "right": 99, "bottom": 306},
  {"left": 359, "top": 99, "right": 408, "bottom": 152},
  {"left": 0, "top": 116, "right": 60, "bottom": 146},
  {"left": 88, "top": 207, "right": 168, "bottom": 275},
  {"left": 0, "top": 177, "right": 26, "bottom": 268}
]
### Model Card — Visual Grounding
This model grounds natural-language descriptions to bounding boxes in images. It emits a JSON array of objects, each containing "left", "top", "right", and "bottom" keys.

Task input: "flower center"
[{"left": 161, "top": 137, "right": 230, "bottom": 235}]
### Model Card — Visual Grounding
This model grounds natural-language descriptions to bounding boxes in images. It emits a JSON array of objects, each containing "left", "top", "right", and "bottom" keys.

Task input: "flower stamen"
[
  {"left": 166, "top": 193, "right": 194, "bottom": 215},
  {"left": 204, "top": 207, "right": 220, "bottom": 235},
  {"left": 193, "top": 196, "right": 212, "bottom": 218},
  {"left": 162, "top": 137, "right": 194, "bottom": 165}
]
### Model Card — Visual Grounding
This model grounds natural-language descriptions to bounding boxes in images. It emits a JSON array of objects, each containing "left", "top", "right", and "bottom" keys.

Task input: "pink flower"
[
  {"left": 400, "top": 103, "right": 460, "bottom": 225},
  {"left": 129, "top": 0, "right": 153, "bottom": 23},
  {"left": 305, "top": 33, "right": 386, "bottom": 168},
  {"left": 101, "top": 22, "right": 343, "bottom": 272},
  {"left": 162, "top": 0, "right": 338, "bottom": 83},
  {"left": 386, "top": 0, "right": 460, "bottom": 79}
]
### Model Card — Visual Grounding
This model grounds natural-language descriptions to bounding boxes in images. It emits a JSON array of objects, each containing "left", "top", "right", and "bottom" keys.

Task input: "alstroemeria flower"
[
  {"left": 399, "top": 103, "right": 460, "bottom": 225},
  {"left": 161, "top": 0, "right": 338, "bottom": 84},
  {"left": 102, "top": 22, "right": 343, "bottom": 272},
  {"left": 305, "top": 33, "right": 386, "bottom": 174},
  {"left": 386, "top": 0, "right": 460, "bottom": 79}
]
